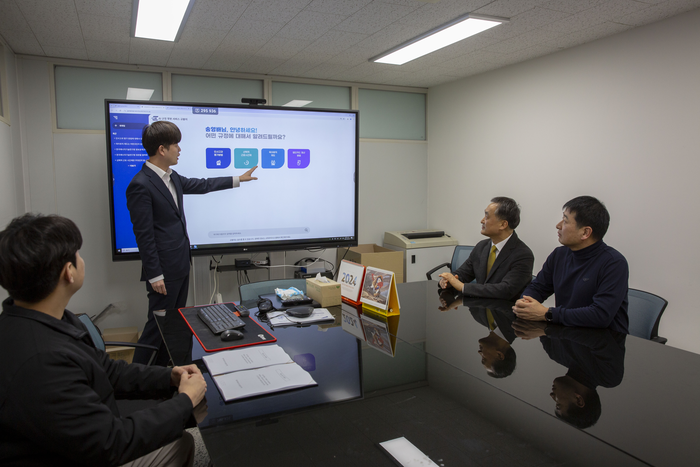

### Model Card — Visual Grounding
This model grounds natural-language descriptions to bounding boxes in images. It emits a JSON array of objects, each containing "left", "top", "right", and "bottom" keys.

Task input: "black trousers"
[{"left": 132, "top": 275, "right": 189, "bottom": 365}]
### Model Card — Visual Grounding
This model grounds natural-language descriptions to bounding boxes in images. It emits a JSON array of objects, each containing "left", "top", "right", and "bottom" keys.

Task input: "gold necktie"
[
  {"left": 486, "top": 308, "right": 496, "bottom": 331},
  {"left": 487, "top": 245, "right": 497, "bottom": 275}
]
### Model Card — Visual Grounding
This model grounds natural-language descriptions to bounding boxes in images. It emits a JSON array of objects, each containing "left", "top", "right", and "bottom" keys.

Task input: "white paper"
[
  {"left": 202, "top": 344, "right": 292, "bottom": 376},
  {"left": 212, "top": 362, "right": 317, "bottom": 401},
  {"left": 266, "top": 308, "right": 335, "bottom": 327}
]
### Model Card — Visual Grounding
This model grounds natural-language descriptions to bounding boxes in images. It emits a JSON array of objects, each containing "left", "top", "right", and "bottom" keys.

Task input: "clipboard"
[{"left": 178, "top": 302, "right": 276, "bottom": 352}]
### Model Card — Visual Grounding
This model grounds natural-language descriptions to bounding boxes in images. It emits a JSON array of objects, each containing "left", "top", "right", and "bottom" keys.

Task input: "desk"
[{"left": 156, "top": 281, "right": 696, "bottom": 466}]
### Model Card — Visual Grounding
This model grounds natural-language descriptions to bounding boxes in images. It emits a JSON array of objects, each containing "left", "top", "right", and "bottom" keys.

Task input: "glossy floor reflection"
[{"left": 201, "top": 385, "right": 566, "bottom": 467}]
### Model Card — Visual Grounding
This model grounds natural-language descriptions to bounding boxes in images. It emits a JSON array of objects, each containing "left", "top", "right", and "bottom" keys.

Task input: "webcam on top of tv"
[{"left": 241, "top": 98, "right": 266, "bottom": 106}]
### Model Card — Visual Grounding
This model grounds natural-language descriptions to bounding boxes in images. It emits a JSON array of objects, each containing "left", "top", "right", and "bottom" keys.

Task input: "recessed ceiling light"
[
  {"left": 282, "top": 100, "right": 313, "bottom": 107},
  {"left": 371, "top": 14, "right": 507, "bottom": 65},
  {"left": 133, "top": 0, "right": 195, "bottom": 42},
  {"left": 126, "top": 87, "right": 155, "bottom": 100}
]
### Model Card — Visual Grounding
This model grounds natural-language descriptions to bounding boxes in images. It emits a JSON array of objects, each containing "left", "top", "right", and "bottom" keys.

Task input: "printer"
[{"left": 383, "top": 230, "right": 458, "bottom": 282}]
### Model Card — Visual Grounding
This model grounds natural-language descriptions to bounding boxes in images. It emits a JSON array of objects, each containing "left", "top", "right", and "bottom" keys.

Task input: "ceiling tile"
[
  {"left": 202, "top": 50, "right": 256, "bottom": 72},
  {"left": 540, "top": 0, "right": 607, "bottom": 14},
  {"left": 324, "top": 46, "right": 376, "bottom": 66},
  {"left": 356, "top": 67, "right": 410, "bottom": 84},
  {"left": 353, "top": 21, "right": 419, "bottom": 56},
  {"left": 301, "top": 62, "right": 352, "bottom": 79},
  {"left": 16, "top": 0, "right": 77, "bottom": 24},
  {"left": 128, "top": 38, "right": 174, "bottom": 66},
  {"left": 41, "top": 45, "right": 87, "bottom": 60},
  {"left": 335, "top": 1, "right": 419, "bottom": 35},
  {"left": 269, "top": 58, "right": 319, "bottom": 77},
  {"left": 617, "top": 0, "right": 700, "bottom": 26},
  {"left": 167, "top": 48, "right": 213, "bottom": 68},
  {"left": 186, "top": 0, "right": 249, "bottom": 31},
  {"left": 73, "top": 0, "right": 132, "bottom": 18},
  {"left": 306, "top": 29, "right": 367, "bottom": 54},
  {"left": 568, "top": 0, "right": 653, "bottom": 25},
  {"left": 234, "top": 56, "right": 287, "bottom": 73},
  {"left": 217, "top": 19, "right": 284, "bottom": 50},
  {"left": 332, "top": 61, "right": 379, "bottom": 81},
  {"left": 79, "top": 13, "right": 131, "bottom": 44},
  {"left": 484, "top": 28, "right": 565, "bottom": 54},
  {"left": 240, "top": 0, "right": 313, "bottom": 24},
  {"left": 395, "top": 1, "right": 481, "bottom": 29},
  {"left": 481, "top": 7, "right": 572, "bottom": 40},
  {"left": 547, "top": 20, "right": 633, "bottom": 49},
  {"left": 474, "top": 0, "right": 552, "bottom": 17},
  {"left": 0, "top": 0, "right": 32, "bottom": 33},
  {"left": 33, "top": 26, "right": 84, "bottom": 49},
  {"left": 1, "top": 28, "right": 43, "bottom": 54},
  {"left": 249, "top": 36, "right": 311, "bottom": 60},
  {"left": 305, "top": 0, "right": 372, "bottom": 16},
  {"left": 276, "top": 10, "right": 347, "bottom": 41},
  {"left": 176, "top": 27, "right": 228, "bottom": 49},
  {"left": 85, "top": 40, "right": 130, "bottom": 63}
]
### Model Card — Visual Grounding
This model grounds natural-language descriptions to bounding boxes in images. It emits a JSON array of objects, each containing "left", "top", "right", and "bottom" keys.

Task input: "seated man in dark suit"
[
  {"left": 0, "top": 214, "right": 206, "bottom": 466},
  {"left": 513, "top": 196, "right": 629, "bottom": 333},
  {"left": 439, "top": 197, "right": 535, "bottom": 301}
]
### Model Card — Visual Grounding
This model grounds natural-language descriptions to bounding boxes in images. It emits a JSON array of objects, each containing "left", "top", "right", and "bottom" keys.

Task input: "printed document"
[
  {"left": 202, "top": 344, "right": 292, "bottom": 376},
  {"left": 213, "top": 362, "right": 317, "bottom": 401}
]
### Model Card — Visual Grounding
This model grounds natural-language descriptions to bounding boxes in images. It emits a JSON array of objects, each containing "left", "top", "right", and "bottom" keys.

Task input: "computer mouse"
[
  {"left": 257, "top": 299, "right": 273, "bottom": 313},
  {"left": 221, "top": 329, "right": 245, "bottom": 341},
  {"left": 286, "top": 306, "right": 314, "bottom": 318}
]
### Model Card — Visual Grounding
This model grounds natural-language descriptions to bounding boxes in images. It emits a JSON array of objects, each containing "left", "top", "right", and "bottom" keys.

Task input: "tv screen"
[{"left": 105, "top": 99, "right": 359, "bottom": 261}]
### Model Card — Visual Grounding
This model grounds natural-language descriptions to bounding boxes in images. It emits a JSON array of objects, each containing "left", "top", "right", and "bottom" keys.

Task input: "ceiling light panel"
[
  {"left": 373, "top": 15, "right": 507, "bottom": 66},
  {"left": 133, "top": 0, "right": 193, "bottom": 42}
]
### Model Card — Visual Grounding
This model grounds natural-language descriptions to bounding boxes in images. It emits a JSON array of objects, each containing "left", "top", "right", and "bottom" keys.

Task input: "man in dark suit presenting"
[
  {"left": 439, "top": 197, "right": 534, "bottom": 301},
  {"left": 127, "top": 121, "right": 258, "bottom": 364}
]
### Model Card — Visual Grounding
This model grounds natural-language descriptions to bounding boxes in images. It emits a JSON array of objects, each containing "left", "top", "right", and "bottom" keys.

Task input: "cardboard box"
[
  {"left": 306, "top": 278, "right": 342, "bottom": 307},
  {"left": 337, "top": 244, "right": 404, "bottom": 283},
  {"left": 102, "top": 326, "right": 139, "bottom": 364}
]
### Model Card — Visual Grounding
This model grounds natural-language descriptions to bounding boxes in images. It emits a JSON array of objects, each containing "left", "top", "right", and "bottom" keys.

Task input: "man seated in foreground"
[
  {"left": 513, "top": 196, "right": 629, "bottom": 333},
  {"left": 439, "top": 197, "right": 534, "bottom": 301},
  {"left": 0, "top": 214, "right": 206, "bottom": 467}
]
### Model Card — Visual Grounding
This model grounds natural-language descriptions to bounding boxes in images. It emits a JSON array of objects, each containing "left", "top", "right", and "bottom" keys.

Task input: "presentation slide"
[{"left": 107, "top": 102, "right": 357, "bottom": 255}]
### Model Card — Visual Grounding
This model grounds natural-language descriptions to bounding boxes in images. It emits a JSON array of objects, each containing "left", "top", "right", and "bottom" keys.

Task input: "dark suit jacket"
[
  {"left": 126, "top": 164, "right": 233, "bottom": 281},
  {"left": 463, "top": 298, "right": 518, "bottom": 344},
  {"left": 452, "top": 231, "right": 534, "bottom": 301}
]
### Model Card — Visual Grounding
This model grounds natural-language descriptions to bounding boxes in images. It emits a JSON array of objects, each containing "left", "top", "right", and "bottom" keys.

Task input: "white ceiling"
[{"left": 1, "top": 0, "right": 699, "bottom": 88}]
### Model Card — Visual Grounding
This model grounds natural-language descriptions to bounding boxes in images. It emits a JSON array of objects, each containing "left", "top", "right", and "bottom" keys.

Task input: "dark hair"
[
  {"left": 488, "top": 346, "right": 516, "bottom": 378},
  {"left": 563, "top": 196, "right": 610, "bottom": 241},
  {"left": 491, "top": 197, "right": 521, "bottom": 229},
  {"left": 556, "top": 389, "right": 602, "bottom": 429},
  {"left": 142, "top": 121, "right": 182, "bottom": 157},
  {"left": 0, "top": 214, "right": 83, "bottom": 302}
]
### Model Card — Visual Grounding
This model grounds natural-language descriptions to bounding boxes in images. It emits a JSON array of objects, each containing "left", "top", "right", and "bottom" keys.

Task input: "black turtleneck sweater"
[{"left": 522, "top": 241, "right": 629, "bottom": 333}]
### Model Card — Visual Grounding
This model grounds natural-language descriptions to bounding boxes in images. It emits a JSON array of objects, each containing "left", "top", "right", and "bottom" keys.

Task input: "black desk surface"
[{"left": 155, "top": 281, "right": 698, "bottom": 467}]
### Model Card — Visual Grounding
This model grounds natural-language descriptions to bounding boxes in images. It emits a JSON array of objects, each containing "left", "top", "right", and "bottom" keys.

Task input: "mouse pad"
[{"left": 179, "top": 303, "right": 276, "bottom": 353}]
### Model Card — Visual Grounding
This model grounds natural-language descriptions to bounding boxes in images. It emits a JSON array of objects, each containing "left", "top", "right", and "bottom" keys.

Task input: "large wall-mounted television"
[{"left": 105, "top": 99, "right": 359, "bottom": 261}]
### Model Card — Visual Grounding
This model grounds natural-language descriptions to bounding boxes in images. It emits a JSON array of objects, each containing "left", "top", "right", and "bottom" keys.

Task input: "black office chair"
[
  {"left": 627, "top": 288, "right": 668, "bottom": 344},
  {"left": 239, "top": 278, "right": 308, "bottom": 302},
  {"left": 76, "top": 314, "right": 159, "bottom": 365},
  {"left": 426, "top": 245, "right": 474, "bottom": 280}
]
